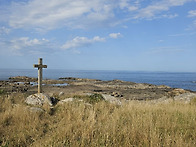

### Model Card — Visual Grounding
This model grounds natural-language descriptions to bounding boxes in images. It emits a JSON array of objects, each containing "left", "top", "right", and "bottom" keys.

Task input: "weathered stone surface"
[
  {"left": 102, "top": 94, "right": 121, "bottom": 105},
  {"left": 59, "top": 98, "right": 74, "bottom": 104},
  {"left": 174, "top": 93, "right": 196, "bottom": 103},
  {"left": 149, "top": 96, "right": 173, "bottom": 104},
  {"left": 111, "top": 92, "right": 123, "bottom": 97},
  {"left": 9, "top": 76, "right": 37, "bottom": 82},
  {"left": 25, "top": 93, "right": 54, "bottom": 106},
  {"left": 168, "top": 88, "right": 188, "bottom": 97},
  {"left": 59, "top": 92, "right": 64, "bottom": 96}
]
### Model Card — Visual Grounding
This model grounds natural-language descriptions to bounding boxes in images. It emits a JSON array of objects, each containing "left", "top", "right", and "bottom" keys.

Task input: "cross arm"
[{"left": 34, "top": 64, "right": 47, "bottom": 68}]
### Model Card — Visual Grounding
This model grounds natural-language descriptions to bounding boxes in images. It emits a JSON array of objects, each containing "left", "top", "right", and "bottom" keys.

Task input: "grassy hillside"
[{"left": 0, "top": 93, "right": 196, "bottom": 146}]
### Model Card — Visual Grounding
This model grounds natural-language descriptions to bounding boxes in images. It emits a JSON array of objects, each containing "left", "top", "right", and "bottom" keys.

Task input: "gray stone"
[
  {"left": 102, "top": 94, "right": 121, "bottom": 105},
  {"left": 25, "top": 93, "right": 53, "bottom": 106},
  {"left": 59, "top": 91, "right": 64, "bottom": 96},
  {"left": 59, "top": 98, "right": 74, "bottom": 104},
  {"left": 174, "top": 93, "right": 196, "bottom": 103}
]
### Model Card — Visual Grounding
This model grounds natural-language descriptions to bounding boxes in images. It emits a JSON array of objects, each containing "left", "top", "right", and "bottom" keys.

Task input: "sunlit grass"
[{"left": 0, "top": 93, "right": 196, "bottom": 146}]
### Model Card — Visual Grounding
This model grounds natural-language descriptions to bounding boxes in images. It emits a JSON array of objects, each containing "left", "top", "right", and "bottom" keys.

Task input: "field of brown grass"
[{"left": 0, "top": 93, "right": 196, "bottom": 146}]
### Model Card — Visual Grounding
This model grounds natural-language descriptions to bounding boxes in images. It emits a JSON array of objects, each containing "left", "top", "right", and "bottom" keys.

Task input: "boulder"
[
  {"left": 168, "top": 88, "right": 188, "bottom": 97},
  {"left": 174, "top": 93, "right": 196, "bottom": 103},
  {"left": 59, "top": 98, "right": 74, "bottom": 104},
  {"left": 102, "top": 94, "right": 121, "bottom": 105},
  {"left": 25, "top": 93, "right": 55, "bottom": 106},
  {"left": 59, "top": 91, "right": 64, "bottom": 96},
  {"left": 111, "top": 92, "right": 123, "bottom": 97}
]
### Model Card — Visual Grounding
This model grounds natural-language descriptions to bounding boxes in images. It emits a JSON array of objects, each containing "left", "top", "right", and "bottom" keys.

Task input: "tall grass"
[{"left": 0, "top": 93, "right": 196, "bottom": 146}]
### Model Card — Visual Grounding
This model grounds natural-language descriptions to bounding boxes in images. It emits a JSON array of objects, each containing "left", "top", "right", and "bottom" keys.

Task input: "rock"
[
  {"left": 9, "top": 76, "right": 37, "bottom": 82},
  {"left": 94, "top": 89, "right": 103, "bottom": 92},
  {"left": 84, "top": 103, "right": 92, "bottom": 106},
  {"left": 149, "top": 96, "right": 173, "bottom": 104},
  {"left": 102, "top": 94, "right": 121, "bottom": 105},
  {"left": 59, "top": 98, "right": 74, "bottom": 104},
  {"left": 111, "top": 92, "right": 123, "bottom": 97},
  {"left": 59, "top": 92, "right": 64, "bottom": 96},
  {"left": 174, "top": 93, "right": 196, "bottom": 103},
  {"left": 25, "top": 93, "right": 55, "bottom": 106},
  {"left": 168, "top": 88, "right": 189, "bottom": 97},
  {"left": 85, "top": 93, "right": 93, "bottom": 96}
]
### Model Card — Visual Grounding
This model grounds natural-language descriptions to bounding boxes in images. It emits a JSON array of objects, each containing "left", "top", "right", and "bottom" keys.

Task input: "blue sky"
[{"left": 0, "top": 0, "right": 196, "bottom": 72}]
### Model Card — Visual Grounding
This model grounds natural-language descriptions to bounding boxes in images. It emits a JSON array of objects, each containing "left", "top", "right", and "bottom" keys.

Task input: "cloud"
[
  {"left": 188, "top": 10, "right": 196, "bottom": 17},
  {"left": 10, "top": 37, "right": 48, "bottom": 49},
  {"left": 61, "top": 36, "right": 105, "bottom": 50},
  {"left": 109, "top": 33, "right": 122, "bottom": 39},
  {"left": 158, "top": 40, "right": 164, "bottom": 42},
  {"left": 119, "top": 0, "right": 138, "bottom": 11},
  {"left": 193, "top": 20, "right": 196, "bottom": 27},
  {"left": 186, "top": 19, "right": 196, "bottom": 30},
  {"left": 161, "top": 13, "right": 178, "bottom": 19},
  {"left": 0, "top": 0, "right": 192, "bottom": 31},
  {"left": 8, "top": 0, "right": 116, "bottom": 30},
  {"left": 0, "top": 26, "right": 10, "bottom": 35},
  {"left": 0, "top": 32, "right": 121, "bottom": 55},
  {"left": 134, "top": 0, "right": 192, "bottom": 19},
  {"left": 0, "top": 37, "right": 52, "bottom": 55}
]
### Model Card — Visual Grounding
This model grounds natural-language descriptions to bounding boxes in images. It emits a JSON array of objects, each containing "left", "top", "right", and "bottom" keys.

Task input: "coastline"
[
  {"left": 1, "top": 76, "right": 196, "bottom": 102},
  {"left": 0, "top": 69, "right": 196, "bottom": 91}
]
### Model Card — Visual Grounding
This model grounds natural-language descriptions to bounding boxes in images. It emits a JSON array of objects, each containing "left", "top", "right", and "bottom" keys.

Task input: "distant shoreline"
[{"left": 0, "top": 69, "right": 196, "bottom": 91}]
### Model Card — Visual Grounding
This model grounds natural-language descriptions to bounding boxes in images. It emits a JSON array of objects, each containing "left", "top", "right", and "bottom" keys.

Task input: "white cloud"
[
  {"left": 0, "top": 37, "right": 52, "bottom": 55},
  {"left": 161, "top": 13, "right": 178, "bottom": 19},
  {"left": 8, "top": 0, "right": 116, "bottom": 30},
  {"left": 119, "top": 0, "right": 138, "bottom": 11},
  {"left": 0, "top": 0, "right": 194, "bottom": 31},
  {"left": 188, "top": 10, "right": 196, "bottom": 17},
  {"left": 158, "top": 40, "right": 164, "bottom": 42},
  {"left": 186, "top": 19, "right": 196, "bottom": 30},
  {"left": 193, "top": 20, "right": 196, "bottom": 27},
  {"left": 109, "top": 33, "right": 122, "bottom": 39},
  {"left": 62, "top": 36, "right": 105, "bottom": 50},
  {"left": 10, "top": 37, "right": 49, "bottom": 49},
  {"left": 0, "top": 26, "right": 10, "bottom": 35},
  {"left": 134, "top": 0, "right": 192, "bottom": 19}
]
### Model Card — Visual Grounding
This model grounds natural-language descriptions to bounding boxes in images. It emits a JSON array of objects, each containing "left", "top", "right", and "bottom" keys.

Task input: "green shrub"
[
  {"left": 0, "top": 89, "right": 5, "bottom": 95},
  {"left": 73, "top": 93, "right": 104, "bottom": 104}
]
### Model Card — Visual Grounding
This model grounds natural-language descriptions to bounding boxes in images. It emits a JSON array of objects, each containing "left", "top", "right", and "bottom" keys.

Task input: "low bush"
[{"left": 74, "top": 93, "right": 104, "bottom": 104}]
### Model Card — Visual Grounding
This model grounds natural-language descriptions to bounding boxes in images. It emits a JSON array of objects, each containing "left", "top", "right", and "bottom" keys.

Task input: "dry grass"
[{"left": 0, "top": 93, "right": 196, "bottom": 146}]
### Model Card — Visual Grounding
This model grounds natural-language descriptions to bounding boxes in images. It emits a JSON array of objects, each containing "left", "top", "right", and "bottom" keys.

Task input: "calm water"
[{"left": 0, "top": 69, "right": 196, "bottom": 91}]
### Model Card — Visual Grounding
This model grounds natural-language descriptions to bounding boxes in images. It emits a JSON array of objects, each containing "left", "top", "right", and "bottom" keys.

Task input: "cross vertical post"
[{"left": 34, "top": 58, "right": 47, "bottom": 94}]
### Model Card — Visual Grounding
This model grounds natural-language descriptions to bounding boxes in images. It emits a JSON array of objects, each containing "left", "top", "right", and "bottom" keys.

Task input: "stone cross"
[{"left": 33, "top": 58, "right": 47, "bottom": 94}]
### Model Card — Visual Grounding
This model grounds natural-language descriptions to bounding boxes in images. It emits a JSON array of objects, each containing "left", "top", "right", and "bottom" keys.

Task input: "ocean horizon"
[{"left": 0, "top": 69, "right": 196, "bottom": 91}]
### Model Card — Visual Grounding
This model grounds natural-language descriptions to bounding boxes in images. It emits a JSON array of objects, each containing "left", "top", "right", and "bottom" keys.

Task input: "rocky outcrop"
[
  {"left": 102, "top": 94, "right": 122, "bottom": 105},
  {"left": 59, "top": 98, "right": 74, "bottom": 104},
  {"left": 25, "top": 93, "right": 57, "bottom": 106},
  {"left": 9, "top": 76, "right": 37, "bottom": 82},
  {"left": 168, "top": 88, "right": 188, "bottom": 97},
  {"left": 174, "top": 93, "right": 196, "bottom": 103}
]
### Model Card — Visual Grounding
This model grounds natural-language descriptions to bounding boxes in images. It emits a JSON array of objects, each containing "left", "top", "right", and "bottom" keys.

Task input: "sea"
[{"left": 0, "top": 69, "right": 196, "bottom": 91}]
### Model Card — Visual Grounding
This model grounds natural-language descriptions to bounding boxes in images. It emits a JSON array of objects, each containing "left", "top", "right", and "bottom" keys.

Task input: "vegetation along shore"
[{"left": 0, "top": 76, "right": 196, "bottom": 146}]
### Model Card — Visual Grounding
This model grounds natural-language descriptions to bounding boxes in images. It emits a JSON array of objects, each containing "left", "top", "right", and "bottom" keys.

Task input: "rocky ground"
[{"left": 1, "top": 76, "right": 196, "bottom": 104}]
